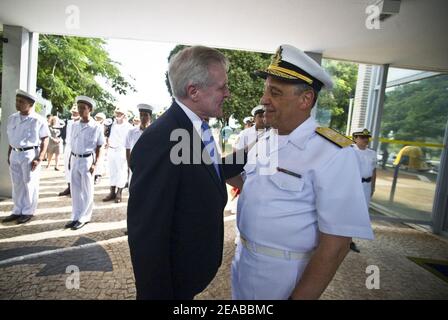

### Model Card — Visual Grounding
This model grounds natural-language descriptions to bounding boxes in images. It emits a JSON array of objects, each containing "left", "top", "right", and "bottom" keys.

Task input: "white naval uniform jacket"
[
  {"left": 125, "top": 126, "right": 144, "bottom": 152},
  {"left": 234, "top": 126, "right": 266, "bottom": 150},
  {"left": 70, "top": 118, "right": 105, "bottom": 155},
  {"left": 7, "top": 112, "right": 49, "bottom": 148},
  {"left": 237, "top": 117, "right": 374, "bottom": 254}
]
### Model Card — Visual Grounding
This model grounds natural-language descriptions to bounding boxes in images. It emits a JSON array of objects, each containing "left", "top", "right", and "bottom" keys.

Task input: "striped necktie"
[{"left": 201, "top": 121, "right": 221, "bottom": 180}]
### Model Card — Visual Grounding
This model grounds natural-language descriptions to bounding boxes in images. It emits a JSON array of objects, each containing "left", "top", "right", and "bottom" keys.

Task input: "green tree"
[
  {"left": 318, "top": 60, "right": 358, "bottom": 132},
  {"left": 38, "top": 35, "right": 135, "bottom": 115},
  {"left": 165, "top": 45, "right": 270, "bottom": 126},
  {"left": 1, "top": 34, "right": 135, "bottom": 115},
  {"left": 381, "top": 74, "right": 448, "bottom": 142}
]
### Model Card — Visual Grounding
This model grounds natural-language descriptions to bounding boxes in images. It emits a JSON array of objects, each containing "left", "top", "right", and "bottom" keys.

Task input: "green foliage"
[
  {"left": 381, "top": 74, "right": 448, "bottom": 142},
  {"left": 318, "top": 60, "right": 358, "bottom": 131},
  {"left": 221, "top": 49, "right": 270, "bottom": 126},
  {"left": 165, "top": 45, "right": 270, "bottom": 126},
  {"left": 37, "top": 35, "right": 136, "bottom": 115}
]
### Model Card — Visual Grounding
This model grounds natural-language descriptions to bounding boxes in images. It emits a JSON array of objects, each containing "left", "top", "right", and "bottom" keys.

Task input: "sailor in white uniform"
[
  {"left": 125, "top": 103, "right": 153, "bottom": 167},
  {"left": 234, "top": 105, "right": 266, "bottom": 151},
  {"left": 65, "top": 96, "right": 104, "bottom": 230},
  {"left": 103, "top": 105, "right": 132, "bottom": 203},
  {"left": 3, "top": 89, "right": 49, "bottom": 224},
  {"left": 352, "top": 128, "right": 377, "bottom": 204},
  {"left": 349, "top": 128, "right": 377, "bottom": 253},
  {"left": 231, "top": 45, "right": 374, "bottom": 300},
  {"left": 59, "top": 105, "right": 80, "bottom": 196}
]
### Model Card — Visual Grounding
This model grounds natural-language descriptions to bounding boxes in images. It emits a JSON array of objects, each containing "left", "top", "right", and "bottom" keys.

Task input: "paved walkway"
[{"left": 0, "top": 164, "right": 447, "bottom": 299}]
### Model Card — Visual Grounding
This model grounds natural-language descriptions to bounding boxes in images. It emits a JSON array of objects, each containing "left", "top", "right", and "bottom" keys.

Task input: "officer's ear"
[
  {"left": 186, "top": 84, "right": 200, "bottom": 102},
  {"left": 300, "top": 89, "right": 315, "bottom": 110}
]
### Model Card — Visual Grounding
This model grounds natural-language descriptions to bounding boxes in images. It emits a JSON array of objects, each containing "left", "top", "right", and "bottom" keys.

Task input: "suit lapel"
[{"left": 170, "top": 103, "right": 226, "bottom": 197}]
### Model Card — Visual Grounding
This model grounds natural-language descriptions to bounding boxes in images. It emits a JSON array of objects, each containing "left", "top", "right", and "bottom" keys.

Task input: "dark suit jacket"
[{"left": 127, "top": 102, "right": 244, "bottom": 299}]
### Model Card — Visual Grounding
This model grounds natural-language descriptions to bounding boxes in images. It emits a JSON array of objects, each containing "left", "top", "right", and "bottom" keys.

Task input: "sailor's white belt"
[{"left": 240, "top": 236, "right": 313, "bottom": 260}]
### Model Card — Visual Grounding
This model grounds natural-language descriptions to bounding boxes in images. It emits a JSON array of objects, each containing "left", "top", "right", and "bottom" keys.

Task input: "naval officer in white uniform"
[
  {"left": 65, "top": 96, "right": 104, "bottom": 230},
  {"left": 349, "top": 128, "right": 377, "bottom": 253},
  {"left": 352, "top": 128, "right": 377, "bottom": 204},
  {"left": 3, "top": 89, "right": 49, "bottom": 224},
  {"left": 231, "top": 45, "right": 374, "bottom": 300}
]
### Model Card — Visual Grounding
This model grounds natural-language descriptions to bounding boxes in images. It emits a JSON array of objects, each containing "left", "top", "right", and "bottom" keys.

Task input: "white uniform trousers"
[
  {"left": 9, "top": 149, "right": 41, "bottom": 216},
  {"left": 70, "top": 155, "right": 94, "bottom": 223},
  {"left": 107, "top": 147, "right": 128, "bottom": 188},
  {"left": 63, "top": 144, "right": 71, "bottom": 183},
  {"left": 231, "top": 243, "right": 310, "bottom": 300}
]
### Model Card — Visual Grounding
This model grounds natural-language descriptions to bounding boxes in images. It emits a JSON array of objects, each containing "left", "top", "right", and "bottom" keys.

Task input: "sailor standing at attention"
[{"left": 3, "top": 89, "right": 49, "bottom": 224}]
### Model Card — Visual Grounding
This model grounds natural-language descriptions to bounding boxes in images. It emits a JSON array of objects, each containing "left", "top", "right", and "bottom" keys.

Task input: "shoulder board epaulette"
[{"left": 315, "top": 127, "right": 354, "bottom": 148}]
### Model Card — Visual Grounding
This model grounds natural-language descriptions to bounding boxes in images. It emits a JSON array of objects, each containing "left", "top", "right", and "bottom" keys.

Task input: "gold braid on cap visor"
[{"left": 267, "top": 65, "right": 313, "bottom": 85}]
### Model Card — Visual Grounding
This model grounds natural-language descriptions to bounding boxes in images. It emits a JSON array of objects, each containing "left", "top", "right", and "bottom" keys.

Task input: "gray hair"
[
  {"left": 293, "top": 83, "right": 314, "bottom": 95},
  {"left": 168, "top": 46, "right": 229, "bottom": 99},
  {"left": 294, "top": 83, "right": 318, "bottom": 106}
]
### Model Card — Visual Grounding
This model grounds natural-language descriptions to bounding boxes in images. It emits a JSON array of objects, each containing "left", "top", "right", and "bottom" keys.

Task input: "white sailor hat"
[
  {"left": 75, "top": 95, "right": 96, "bottom": 109},
  {"left": 255, "top": 44, "right": 333, "bottom": 91},
  {"left": 95, "top": 112, "right": 106, "bottom": 120},
  {"left": 251, "top": 105, "right": 265, "bottom": 116},
  {"left": 70, "top": 104, "right": 79, "bottom": 113},
  {"left": 352, "top": 128, "right": 372, "bottom": 137},
  {"left": 137, "top": 103, "right": 154, "bottom": 114},
  {"left": 16, "top": 89, "right": 37, "bottom": 103},
  {"left": 114, "top": 104, "right": 127, "bottom": 114},
  {"left": 243, "top": 116, "right": 254, "bottom": 124}
]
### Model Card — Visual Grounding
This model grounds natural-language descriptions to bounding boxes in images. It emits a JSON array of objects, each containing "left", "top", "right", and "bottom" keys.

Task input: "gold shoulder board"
[{"left": 315, "top": 127, "right": 354, "bottom": 148}]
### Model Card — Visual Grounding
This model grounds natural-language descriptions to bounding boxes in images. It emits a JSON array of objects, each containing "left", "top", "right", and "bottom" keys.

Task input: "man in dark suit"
[{"left": 127, "top": 46, "right": 245, "bottom": 300}]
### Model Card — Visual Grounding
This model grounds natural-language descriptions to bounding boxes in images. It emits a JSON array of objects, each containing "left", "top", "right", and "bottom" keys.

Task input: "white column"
[
  {"left": 366, "top": 64, "right": 389, "bottom": 151},
  {"left": 0, "top": 26, "right": 39, "bottom": 197},
  {"left": 27, "top": 32, "right": 40, "bottom": 94}
]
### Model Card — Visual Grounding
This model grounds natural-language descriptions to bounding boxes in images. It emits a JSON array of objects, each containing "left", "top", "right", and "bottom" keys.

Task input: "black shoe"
[
  {"left": 71, "top": 221, "right": 88, "bottom": 230},
  {"left": 58, "top": 188, "right": 70, "bottom": 196},
  {"left": 2, "top": 214, "right": 21, "bottom": 223},
  {"left": 17, "top": 215, "right": 33, "bottom": 224},
  {"left": 65, "top": 221, "right": 77, "bottom": 229},
  {"left": 350, "top": 241, "right": 361, "bottom": 253},
  {"left": 94, "top": 175, "right": 101, "bottom": 185}
]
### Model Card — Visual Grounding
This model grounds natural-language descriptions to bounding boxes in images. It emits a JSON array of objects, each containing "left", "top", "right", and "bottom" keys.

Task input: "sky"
[{"left": 102, "top": 38, "right": 177, "bottom": 115}]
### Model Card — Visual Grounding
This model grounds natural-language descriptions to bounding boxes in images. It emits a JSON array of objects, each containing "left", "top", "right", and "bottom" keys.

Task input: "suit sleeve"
[
  {"left": 221, "top": 148, "right": 247, "bottom": 179},
  {"left": 127, "top": 129, "right": 180, "bottom": 299}
]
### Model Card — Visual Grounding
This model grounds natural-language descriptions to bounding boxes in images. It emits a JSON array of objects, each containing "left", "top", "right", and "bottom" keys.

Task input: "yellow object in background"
[{"left": 394, "top": 146, "right": 429, "bottom": 170}]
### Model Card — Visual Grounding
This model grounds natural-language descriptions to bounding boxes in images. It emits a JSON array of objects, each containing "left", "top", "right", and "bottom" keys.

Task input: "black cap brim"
[{"left": 353, "top": 134, "right": 372, "bottom": 138}]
